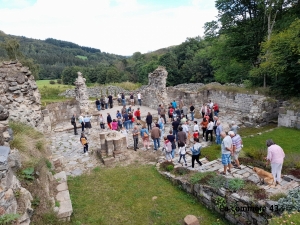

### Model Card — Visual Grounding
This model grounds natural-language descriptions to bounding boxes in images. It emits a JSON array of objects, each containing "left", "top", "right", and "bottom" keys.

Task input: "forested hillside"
[
  {"left": 0, "top": 1, "right": 299, "bottom": 97},
  {"left": 0, "top": 32, "right": 125, "bottom": 80}
]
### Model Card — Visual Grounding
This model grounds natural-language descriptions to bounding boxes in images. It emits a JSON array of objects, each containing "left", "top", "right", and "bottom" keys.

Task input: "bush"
[
  {"left": 244, "top": 148, "right": 266, "bottom": 161},
  {"left": 253, "top": 188, "right": 268, "bottom": 200},
  {"left": 160, "top": 161, "right": 174, "bottom": 171},
  {"left": 173, "top": 167, "right": 190, "bottom": 176},
  {"left": 49, "top": 80, "right": 55, "bottom": 85},
  {"left": 166, "top": 165, "right": 174, "bottom": 172},
  {"left": 228, "top": 178, "right": 245, "bottom": 192},
  {"left": 0, "top": 214, "right": 20, "bottom": 224},
  {"left": 57, "top": 79, "right": 62, "bottom": 84},
  {"left": 208, "top": 175, "right": 227, "bottom": 189},
  {"left": 189, "top": 171, "right": 216, "bottom": 185},
  {"left": 270, "top": 193, "right": 287, "bottom": 201},
  {"left": 278, "top": 188, "right": 300, "bottom": 212}
]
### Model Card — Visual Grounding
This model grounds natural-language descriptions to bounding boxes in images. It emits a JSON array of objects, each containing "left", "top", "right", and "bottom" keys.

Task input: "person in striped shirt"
[{"left": 228, "top": 131, "right": 243, "bottom": 169}]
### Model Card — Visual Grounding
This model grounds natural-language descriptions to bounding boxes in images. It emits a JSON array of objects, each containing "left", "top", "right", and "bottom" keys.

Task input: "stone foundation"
[
  {"left": 278, "top": 107, "right": 300, "bottom": 129},
  {"left": 97, "top": 131, "right": 127, "bottom": 166}
]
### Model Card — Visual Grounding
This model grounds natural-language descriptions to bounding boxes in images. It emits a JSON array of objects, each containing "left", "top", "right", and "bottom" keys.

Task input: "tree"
[{"left": 1, "top": 38, "right": 22, "bottom": 60}]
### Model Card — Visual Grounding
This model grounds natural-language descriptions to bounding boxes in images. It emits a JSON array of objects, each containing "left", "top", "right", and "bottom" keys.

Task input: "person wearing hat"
[{"left": 229, "top": 131, "right": 243, "bottom": 169}]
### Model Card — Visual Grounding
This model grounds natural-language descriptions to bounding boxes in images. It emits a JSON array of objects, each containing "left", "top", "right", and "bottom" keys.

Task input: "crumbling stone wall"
[
  {"left": 278, "top": 107, "right": 300, "bottom": 129},
  {"left": 0, "top": 61, "right": 43, "bottom": 129},
  {"left": 74, "top": 72, "right": 89, "bottom": 112}
]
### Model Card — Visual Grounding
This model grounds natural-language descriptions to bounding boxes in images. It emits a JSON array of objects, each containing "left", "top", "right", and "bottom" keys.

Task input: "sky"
[{"left": 0, "top": 0, "right": 218, "bottom": 56}]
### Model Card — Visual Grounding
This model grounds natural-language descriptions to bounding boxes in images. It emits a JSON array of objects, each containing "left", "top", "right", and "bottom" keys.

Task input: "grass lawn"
[
  {"left": 201, "top": 126, "right": 300, "bottom": 162},
  {"left": 68, "top": 165, "right": 228, "bottom": 225},
  {"left": 76, "top": 55, "right": 88, "bottom": 60}
]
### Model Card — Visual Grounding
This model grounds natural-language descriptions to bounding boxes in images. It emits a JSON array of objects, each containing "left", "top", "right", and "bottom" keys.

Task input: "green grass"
[
  {"left": 104, "top": 81, "right": 142, "bottom": 91},
  {"left": 239, "top": 124, "right": 277, "bottom": 137},
  {"left": 201, "top": 126, "right": 300, "bottom": 161},
  {"left": 36, "top": 80, "right": 71, "bottom": 89},
  {"left": 68, "top": 165, "right": 228, "bottom": 225},
  {"left": 269, "top": 211, "right": 300, "bottom": 225},
  {"left": 75, "top": 55, "right": 88, "bottom": 60}
]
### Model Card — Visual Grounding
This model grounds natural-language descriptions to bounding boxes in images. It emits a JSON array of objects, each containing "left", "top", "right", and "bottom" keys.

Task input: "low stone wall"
[
  {"left": 158, "top": 170, "right": 275, "bottom": 225},
  {"left": 278, "top": 107, "right": 300, "bottom": 129}
]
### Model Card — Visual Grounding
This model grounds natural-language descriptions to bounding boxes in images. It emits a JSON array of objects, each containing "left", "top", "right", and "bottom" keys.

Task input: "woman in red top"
[
  {"left": 213, "top": 103, "right": 219, "bottom": 116},
  {"left": 200, "top": 118, "right": 208, "bottom": 140}
]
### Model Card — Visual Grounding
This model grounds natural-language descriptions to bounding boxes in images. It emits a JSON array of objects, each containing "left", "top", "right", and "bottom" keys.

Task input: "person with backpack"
[
  {"left": 140, "top": 125, "right": 150, "bottom": 150},
  {"left": 71, "top": 114, "right": 78, "bottom": 135},
  {"left": 163, "top": 137, "right": 172, "bottom": 162},
  {"left": 190, "top": 138, "right": 202, "bottom": 168},
  {"left": 80, "top": 133, "right": 88, "bottom": 155}
]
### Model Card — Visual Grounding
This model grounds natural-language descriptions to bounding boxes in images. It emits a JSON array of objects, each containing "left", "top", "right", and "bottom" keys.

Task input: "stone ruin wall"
[
  {"left": 0, "top": 61, "right": 43, "bottom": 130},
  {"left": 278, "top": 107, "right": 300, "bottom": 129},
  {"left": 166, "top": 87, "right": 279, "bottom": 126}
]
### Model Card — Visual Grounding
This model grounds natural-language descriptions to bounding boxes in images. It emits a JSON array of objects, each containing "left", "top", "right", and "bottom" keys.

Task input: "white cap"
[{"left": 228, "top": 131, "right": 235, "bottom": 136}]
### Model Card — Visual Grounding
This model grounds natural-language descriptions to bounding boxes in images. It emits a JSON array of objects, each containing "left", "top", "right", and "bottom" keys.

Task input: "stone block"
[
  {"left": 56, "top": 190, "right": 70, "bottom": 202},
  {"left": 57, "top": 199, "right": 73, "bottom": 219},
  {"left": 103, "top": 157, "right": 115, "bottom": 166},
  {"left": 56, "top": 182, "right": 68, "bottom": 192},
  {"left": 54, "top": 171, "right": 67, "bottom": 183},
  {"left": 184, "top": 215, "right": 199, "bottom": 225}
]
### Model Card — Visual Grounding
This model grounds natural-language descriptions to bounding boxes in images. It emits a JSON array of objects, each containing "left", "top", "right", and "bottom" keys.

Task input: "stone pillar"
[
  {"left": 74, "top": 72, "right": 89, "bottom": 113},
  {"left": 99, "top": 133, "right": 107, "bottom": 157},
  {"left": 113, "top": 138, "right": 122, "bottom": 151},
  {"left": 105, "top": 138, "right": 114, "bottom": 157}
]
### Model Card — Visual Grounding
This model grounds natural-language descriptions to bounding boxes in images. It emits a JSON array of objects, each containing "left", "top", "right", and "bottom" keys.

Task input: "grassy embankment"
[{"left": 68, "top": 164, "right": 228, "bottom": 225}]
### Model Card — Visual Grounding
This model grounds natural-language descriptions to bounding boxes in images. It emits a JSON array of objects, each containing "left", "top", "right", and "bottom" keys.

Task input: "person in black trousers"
[
  {"left": 146, "top": 112, "right": 152, "bottom": 131},
  {"left": 71, "top": 114, "right": 78, "bottom": 135},
  {"left": 190, "top": 138, "right": 202, "bottom": 168},
  {"left": 108, "top": 94, "right": 113, "bottom": 108}
]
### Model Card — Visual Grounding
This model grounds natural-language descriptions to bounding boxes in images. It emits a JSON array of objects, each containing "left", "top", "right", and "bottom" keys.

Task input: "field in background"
[
  {"left": 68, "top": 164, "right": 228, "bottom": 225},
  {"left": 104, "top": 81, "right": 142, "bottom": 91}
]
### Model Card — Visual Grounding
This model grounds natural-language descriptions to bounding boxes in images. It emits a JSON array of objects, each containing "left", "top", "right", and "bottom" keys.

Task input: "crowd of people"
[{"left": 71, "top": 97, "right": 285, "bottom": 183}]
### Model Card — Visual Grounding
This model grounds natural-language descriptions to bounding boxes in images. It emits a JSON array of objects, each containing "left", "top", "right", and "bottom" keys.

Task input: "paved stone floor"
[{"left": 49, "top": 104, "right": 299, "bottom": 196}]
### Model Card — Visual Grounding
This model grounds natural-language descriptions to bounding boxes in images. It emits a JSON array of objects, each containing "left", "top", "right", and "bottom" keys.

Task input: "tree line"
[{"left": 0, "top": 1, "right": 299, "bottom": 97}]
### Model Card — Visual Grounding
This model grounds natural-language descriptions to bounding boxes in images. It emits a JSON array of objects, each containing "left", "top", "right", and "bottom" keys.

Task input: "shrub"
[
  {"left": 215, "top": 196, "right": 226, "bottom": 210},
  {"left": 57, "top": 79, "right": 62, "bottom": 84},
  {"left": 228, "top": 178, "right": 245, "bottom": 192},
  {"left": 173, "top": 167, "right": 190, "bottom": 176},
  {"left": 270, "top": 193, "right": 287, "bottom": 201},
  {"left": 253, "top": 188, "right": 268, "bottom": 200},
  {"left": 278, "top": 188, "right": 300, "bottom": 212},
  {"left": 159, "top": 161, "right": 174, "bottom": 172},
  {"left": 244, "top": 148, "right": 266, "bottom": 161},
  {"left": 189, "top": 171, "right": 216, "bottom": 185},
  {"left": 21, "top": 167, "right": 35, "bottom": 180},
  {"left": 45, "top": 160, "right": 52, "bottom": 170},
  {"left": 208, "top": 175, "right": 227, "bottom": 189},
  {"left": 166, "top": 165, "right": 174, "bottom": 172},
  {"left": 49, "top": 80, "right": 55, "bottom": 85},
  {"left": 288, "top": 169, "right": 300, "bottom": 179},
  {"left": 0, "top": 214, "right": 20, "bottom": 224}
]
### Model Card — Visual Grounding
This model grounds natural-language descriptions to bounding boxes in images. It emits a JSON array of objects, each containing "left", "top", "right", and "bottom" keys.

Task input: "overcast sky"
[{"left": 0, "top": 0, "right": 218, "bottom": 56}]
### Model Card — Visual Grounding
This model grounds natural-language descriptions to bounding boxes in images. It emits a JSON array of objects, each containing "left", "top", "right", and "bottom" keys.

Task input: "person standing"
[
  {"left": 140, "top": 125, "right": 150, "bottom": 150},
  {"left": 193, "top": 121, "right": 199, "bottom": 133},
  {"left": 190, "top": 138, "right": 202, "bottom": 168},
  {"left": 135, "top": 108, "right": 141, "bottom": 123},
  {"left": 116, "top": 110, "right": 122, "bottom": 119},
  {"left": 84, "top": 114, "right": 92, "bottom": 134},
  {"left": 132, "top": 125, "right": 139, "bottom": 151},
  {"left": 107, "top": 113, "right": 112, "bottom": 130},
  {"left": 157, "top": 104, "right": 161, "bottom": 117},
  {"left": 98, "top": 114, "right": 105, "bottom": 130},
  {"left": 100, "top": 96, "right": 105, "bottom": 110},
  {"left": 182, "top": 105, "right": 188, "bottom": 119},
  {"left": 117, "top": 93, "right": 121, "bottom": 105},
  {"left": 177, "top": 126, "right": 187, "bottom": 148},
  {"left": 121, "top": 93, "right": 126, "bottom": 106},
  {"left": 128, "top": 112, "right": 133, "bottom": 129},
  {"left": 200, "top": 103, "right": 207, "bottom": 118},
  {"left": 179, "top": 99, "right": 184, "bottom": 112},
  {"left": 146, "top": 112, "right": 152, "bottom": 131},
  {"left": 130, "top": 93, "right": 134, "bottom": 106},
  {"left": 151, "top": 125, "right": 161, "bottom": 151},
  {"left": 163, "top": 137, "right": 173, "bottom": 162},
  {"left": 167, "top": 130, "right": 176, "bottom": 159},
  {"left": 213, "top": 103, "right": 219, "bottom": 116},
  {"left": 95, "top": 99, "right": 101, "bottom": 111},
  {"left": 177, "top": 141, "right": 187, "bottom": 166},
  {"left": 175, "top": 107, "right": 181, "bottom": 119},
  {"left": 172, "top": 100, "right": 177, "bottom": 109},
  {"left": 111, "top": 119, "right": 118, "bottom": 131},
  {"left": 78, "top": 113, "right": 84, "bottom": 132},
  {"left": 80, "top": 133, "right": 88, "bottom": 155},
  {"left": 137, "top": 92, "right": 142, "bottom": 106},
  {"left": 108, "top": 94, "right": 113, "bottom": 108},
  {"left": 209, "top": 100, "right": 214, "bottom": 109},
  {"left": 160, "top": 105, "right": 167, "bottom": 124},
  {"left": 172, "top": 118, "right": 180, "bottom": 141},
  {"left": 158, "top": 116, "right": 165, "bottom": 140},
  {"left": 265, "top": 139, "right": 285, "bottom": 185},
  {"left": 220, "top": 131, "right": 233, "bottom": 175},
  {"left": 216, "top": 120, "right": 222, "bottom": 145},
  {"left": 104, "top": 96, "right": 109, "bottom": 109},
  {"left": 168, "top": 106, "right": 174, "bottom": 123},
  {"left": 190, "top": 104, "right": 195, "bottom": 121},
  {"left": 123, "top": 111, "right": 129, "bottom": 130},
  {"left": 200, "top": 117, "right": 208, "bottom": 140},
  {"left": 182, "top": 121, "right": 190, "bottom": 145},
  {"left": 213, "top": 116, "right": 219, "bottom": 136},
  {"left": 229, "top": 131, "right": 243, "bottom": 169},
  {"left": 71, "top": 114, "right": 78, "bottom": 135},
  {"left": 230, "top": 121, "right": 240, "bottom": 134},
  {"left": 206, "top": 119, "right": 214, "bottom": 142}
]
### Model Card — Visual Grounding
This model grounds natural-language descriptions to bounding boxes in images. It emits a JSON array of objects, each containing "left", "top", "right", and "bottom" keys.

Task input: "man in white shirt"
[
  {"left": 182, "top": 121, "right": 190, "bottom": 145},
  {"left": 209, "top": 100, "right": 214, "bottom": 109},
  {"left": 221, "top": 131, "right": 233, "bottom": 175},
  {"left": 137, "top": 92, "right": 142, "bottom": 106},
  {"left": 206, "top": 120, "right": 214, "bottom": 142}
]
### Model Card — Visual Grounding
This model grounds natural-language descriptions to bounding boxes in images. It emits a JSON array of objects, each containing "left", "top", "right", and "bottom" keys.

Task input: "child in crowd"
[
  {"left": 80, "top": 133, "right": 88, "bottom": 155},
  {"left": 177, "top": 141, "right": 187, "bottom": 166},
  {"left": 164, "top": 137, "right": 172, "bottom": 162}
]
